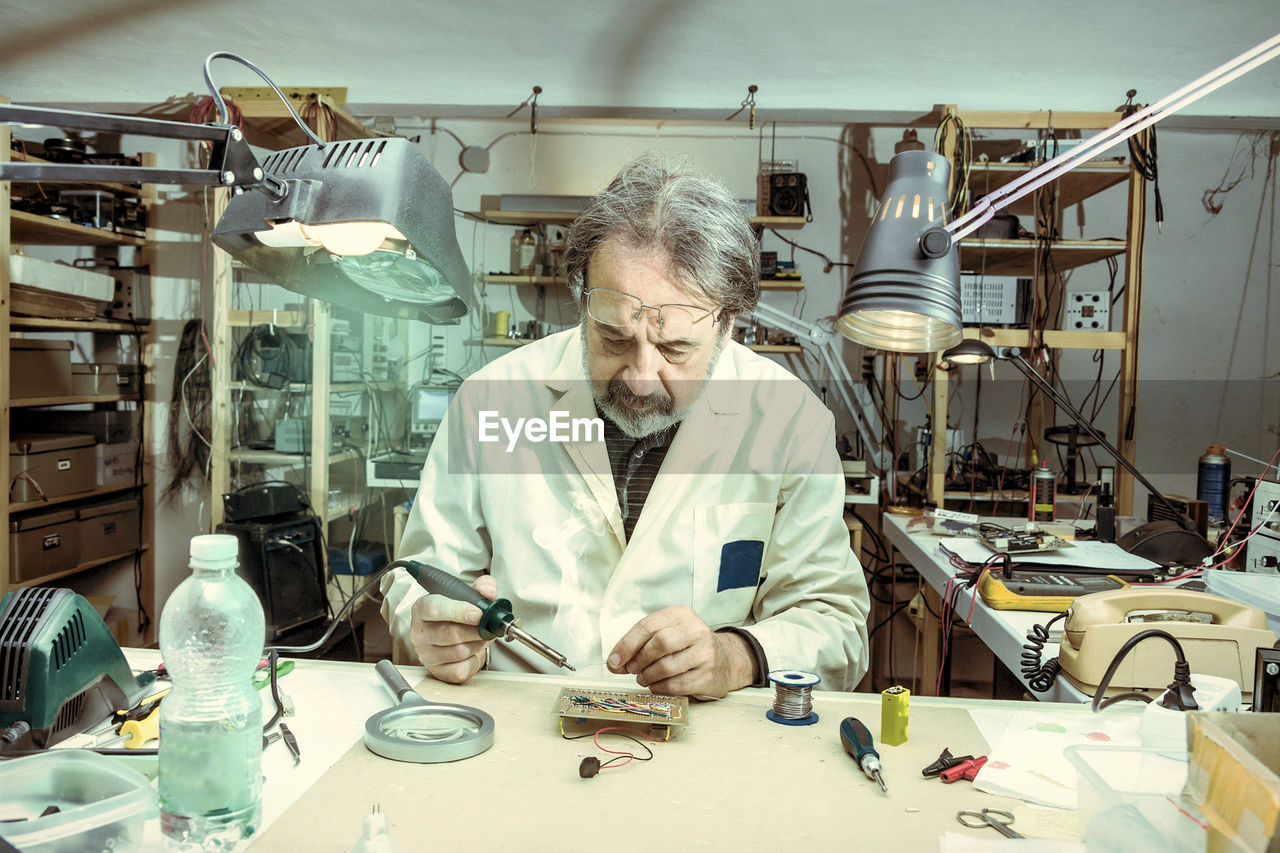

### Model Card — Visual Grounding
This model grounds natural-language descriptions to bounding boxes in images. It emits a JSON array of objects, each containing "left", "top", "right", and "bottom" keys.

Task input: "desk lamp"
[
  {"left": 838, "top": 33, "right": 1280, "bottom": 353},
  {"left": 0, "top": 52, "right": 470, "bottom": 324},
  {"left": 940, "top": 338, "right": 1213, "bottom": 564}
]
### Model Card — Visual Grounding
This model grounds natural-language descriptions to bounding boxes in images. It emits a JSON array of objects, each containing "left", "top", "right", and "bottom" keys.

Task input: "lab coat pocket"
[{"left": 693, "top": 502, "right": 775, "bottom": 628}]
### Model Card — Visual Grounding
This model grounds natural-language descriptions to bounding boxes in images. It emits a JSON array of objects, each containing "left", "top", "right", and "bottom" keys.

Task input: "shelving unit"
[
  {"left": 481, "top": 273, "right": 805, "bottom": 291},
  {"left": 1, "top": 98, "right": 158, "bottom": 644},
  {"left": 476, "top": 335, "right": 802, "bottom": 355},
  {"left": 923, "top": 108, "right": 1148, "bottom": 514}
]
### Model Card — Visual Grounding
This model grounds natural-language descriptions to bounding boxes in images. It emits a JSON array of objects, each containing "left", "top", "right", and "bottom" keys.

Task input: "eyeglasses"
[{"left": 583, "top": 286, "right": 720, "bottom": 344}]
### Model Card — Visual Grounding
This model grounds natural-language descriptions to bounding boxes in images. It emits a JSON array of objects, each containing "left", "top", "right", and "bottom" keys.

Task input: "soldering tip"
[{"left": 563, "top": 662, "right": 577, "bottom": 671}]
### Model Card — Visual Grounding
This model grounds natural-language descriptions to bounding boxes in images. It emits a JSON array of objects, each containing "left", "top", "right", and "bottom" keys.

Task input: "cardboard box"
[
  {"left": 10, "top": 340, "right": 73, "bottom": 399},
  {"left": 18, "top": 409, "right": 139, "bottom": 445},
  {"left": 9, "top": 508, "right": 80, "bottom": 582},
  {"left": 1185, "top": 712, "right": 1280, "bottom": 851},
  {"left": 9, "top": 434, "right": 97, "bottom": 502},
  {"left": 96, "top": 440, "right": 141, "bottom": 488},
  {"left": 78, "top": 498, "right": 141, "bottom": 563},
  {"left": 71, "top": 364, "right": 142, "bottom": 397}
]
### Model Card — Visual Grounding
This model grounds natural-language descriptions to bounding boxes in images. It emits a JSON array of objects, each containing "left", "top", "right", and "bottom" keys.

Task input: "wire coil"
[{"left": 766, "top": 669, "right": 820, "bottom": 726}]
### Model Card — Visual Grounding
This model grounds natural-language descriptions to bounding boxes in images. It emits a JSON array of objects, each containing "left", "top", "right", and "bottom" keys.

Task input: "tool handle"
[
  {"left": 408, "top": 562, "right": 513, "bottom": 640},
  {"left": 840, "top": 716, "right": 879, "bottom": 764},
  {"left": 375, "top": 659, "right": 424, "bottom": 705},
  {"left": 120, "top": 707, "right": 160, "bottom": 749}
]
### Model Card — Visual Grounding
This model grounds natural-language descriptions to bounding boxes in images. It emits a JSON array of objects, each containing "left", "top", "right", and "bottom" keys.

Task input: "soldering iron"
[{"left": 403, "top": 561, "right": 577, "bottom": 671}]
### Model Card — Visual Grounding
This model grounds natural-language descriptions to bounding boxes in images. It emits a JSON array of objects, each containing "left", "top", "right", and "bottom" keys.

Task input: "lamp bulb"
[{"left": 300, "top": 222, "right": 404, "bottom": 257}]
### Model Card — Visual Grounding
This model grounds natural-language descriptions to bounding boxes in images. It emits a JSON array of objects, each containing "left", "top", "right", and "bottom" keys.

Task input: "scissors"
[{"left": 956, "top": 808, "right": 1024, "bottom": 839}]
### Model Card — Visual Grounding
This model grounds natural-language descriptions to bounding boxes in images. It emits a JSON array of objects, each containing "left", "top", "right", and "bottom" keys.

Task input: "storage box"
[
  {"left": 8, "top": 254, "right": 115, "bottom": 302},
  {"left": 10, "top": 340, "right": 73, "bottom": 399},
  {"left": 19, "top": 409, "right": 140, "bottom": 445},
  {"left": 71, "top": 363, "right": 142, "bottom": 398},
  {"left": 328, "top": 548, "right": 388, "bottom": 576},
  {"left": 1066, "top": 744, "right": 1206, "bottom": 852},
  {"left": 9, "top": 433, "right": 97, "bottom": 502},
  {"left": 1185, "top": 712, "right": 1280, "bottom": 852},
  {"left": 0, "top": 750, "right": 152, "bottom": 853},
  {"left": 9, "top": 508, "right": 80, "bottom": 582},
  {"left": 96, "top": 440, "right": 141, "bottom": 488},
  {"left": 78, "top": 497, "right": 141, "bottom": 563}
]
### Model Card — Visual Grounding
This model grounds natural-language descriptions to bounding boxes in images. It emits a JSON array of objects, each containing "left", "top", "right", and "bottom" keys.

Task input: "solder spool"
[{"left": 766, "top": 669, "right": 820, "bottom": 726}]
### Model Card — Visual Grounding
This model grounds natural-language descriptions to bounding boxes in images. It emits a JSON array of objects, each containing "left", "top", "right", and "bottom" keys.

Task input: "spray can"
[
  {"left": 1030, "top": 460, "right": 1057, "bottom": 522},
  {"left": 1197, "top": 444, "right": 1230, "bottom": 524}
]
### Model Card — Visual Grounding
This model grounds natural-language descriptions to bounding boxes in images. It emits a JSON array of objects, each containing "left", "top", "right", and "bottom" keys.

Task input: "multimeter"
[{"left": 976, "top": 571, "right": 1128, "bottom": 612}]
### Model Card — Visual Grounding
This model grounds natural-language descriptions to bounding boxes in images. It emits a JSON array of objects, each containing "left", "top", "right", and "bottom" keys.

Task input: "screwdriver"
[
  {"left": 840, "top": 716, "right": 887, "bottom": 793},
  {"left": 405, "top": 561, "right": 576, "bottom": 671},
  {"left": 99, "top": 706, "right": 161, "bottom": 749}
]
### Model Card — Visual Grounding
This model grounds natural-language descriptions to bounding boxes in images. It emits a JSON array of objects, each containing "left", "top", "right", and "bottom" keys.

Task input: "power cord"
[{"left": 1091, "top": 629, "right": 1198, "bottom": 713}]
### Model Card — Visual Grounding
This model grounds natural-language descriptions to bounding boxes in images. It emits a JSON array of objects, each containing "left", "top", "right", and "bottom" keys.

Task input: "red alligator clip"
[{"left": 940, "top": 755, "right": 988, "bottom": 783}]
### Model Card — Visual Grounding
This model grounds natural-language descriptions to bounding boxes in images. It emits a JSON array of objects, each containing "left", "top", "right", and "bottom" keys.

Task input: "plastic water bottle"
[{"left": 158, "top": 534, "right": 265, "bottom": 850}]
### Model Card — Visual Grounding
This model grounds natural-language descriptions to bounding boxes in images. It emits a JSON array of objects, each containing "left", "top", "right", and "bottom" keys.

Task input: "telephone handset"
[{"left": 1057, "top": 587, "right": 1277, "bottom": 700}]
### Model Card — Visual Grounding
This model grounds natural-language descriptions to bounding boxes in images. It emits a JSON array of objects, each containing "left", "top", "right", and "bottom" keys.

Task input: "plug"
[{"left": 351, "top": 806, "right": 399, "bottom": 853}]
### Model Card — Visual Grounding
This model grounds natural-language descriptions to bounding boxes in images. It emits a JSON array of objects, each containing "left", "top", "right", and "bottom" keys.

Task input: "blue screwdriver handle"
[{"left": 840, "top": 716, "right": 878, "bottom": 763}]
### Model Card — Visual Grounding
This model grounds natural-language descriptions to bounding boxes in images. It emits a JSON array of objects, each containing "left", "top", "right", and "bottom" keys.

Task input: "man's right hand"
[{"left": 408, "top": 574, "right": 499, "bottom": 683}]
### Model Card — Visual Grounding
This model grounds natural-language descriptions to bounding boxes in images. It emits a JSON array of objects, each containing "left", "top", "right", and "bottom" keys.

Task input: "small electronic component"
[
  {"left": 979, "top": 529, "right": 1074, "bottom": 554},
  {"left": 880, "top": 685, "right": 909, "bottom": 746},
  {"left": 552, "top": 687, "right": 689, "bottom": 740}
]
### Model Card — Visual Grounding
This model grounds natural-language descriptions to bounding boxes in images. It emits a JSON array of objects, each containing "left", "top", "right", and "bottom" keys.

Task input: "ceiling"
[{"left": 0, "top": 0, "right": 1277, "bottom": 126}]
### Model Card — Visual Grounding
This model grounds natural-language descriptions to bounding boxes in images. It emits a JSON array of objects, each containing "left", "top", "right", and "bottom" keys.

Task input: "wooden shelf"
[
  {"left": 478, "top": 336, "right": 534, "bottom": 348},
  {"left": 227, "top": 310, "right": 307, "bottom": 328},
  {"left": 483, "top": 273, "right": 805, "bottom": 291},
  {"left": 479, "top": 336, "right": 801, "bottom": 354},
  {"left": 476, "top": 210, "right": 807, "bottom": 231},
  {"left": 11, "top": 482, "right": 145, "bottom": 514},
  {"left": 14, "top": 546, "right": 151, "bottom": 590},
  {"left": 966, "top": 160, "right": 1129, "bottom": 214},
  {"left": 11, "top": 316, "right": 145, "bottom": 334},
  {"left": 959, "top": 238, "right": 1126, "bottom": 277},
  {"left": 9, "top": 209, "right": 146, "bottom": 247},
  {"left": 229, "top": 381, "right": 385, "bottom": 393},
  {"left": 749, "top": 344, "right": 803, "bottom": 354},
  {"left": 11, "top": 394, "right": 141, "bottom": 408},
  {"left": 229, "top": 447, "right": 361, "bottom": 466},
  {"left": 961, "top": 327, "right": 1126, "bottom": 350}
]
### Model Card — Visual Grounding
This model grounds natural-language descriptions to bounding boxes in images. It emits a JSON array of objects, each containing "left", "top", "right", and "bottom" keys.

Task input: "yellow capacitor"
[{"left": 880, "top": 685, "right": 909, "bottom": 746}]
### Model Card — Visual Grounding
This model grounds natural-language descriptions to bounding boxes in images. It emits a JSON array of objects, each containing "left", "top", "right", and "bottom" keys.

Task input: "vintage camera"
[{"left": 765, "top": 172, "right": 808, "bottom": 217}]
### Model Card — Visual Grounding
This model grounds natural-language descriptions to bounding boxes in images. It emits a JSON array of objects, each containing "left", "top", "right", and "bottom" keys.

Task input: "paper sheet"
[
  {"left": 969, "top": 709, "right": 1142, "bottom": 809},
  {"left": 939, "top": 536, "right": 1161, "bottom": 572}
]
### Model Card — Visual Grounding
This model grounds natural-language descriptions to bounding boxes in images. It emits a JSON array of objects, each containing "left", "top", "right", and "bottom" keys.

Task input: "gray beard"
[{"left": 580, "top": 325, "right": 725, "bottom": 439}]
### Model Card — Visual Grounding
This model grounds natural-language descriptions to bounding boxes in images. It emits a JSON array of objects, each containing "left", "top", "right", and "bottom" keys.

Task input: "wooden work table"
[{"left": 106, "top": 651, "right": 1106, "bottom": 849}]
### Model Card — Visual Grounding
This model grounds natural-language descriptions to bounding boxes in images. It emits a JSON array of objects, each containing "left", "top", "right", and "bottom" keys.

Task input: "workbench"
[
  {"left": 882, "top": 512, "right": 1154, "bottom": 704},
  {"left": 108, "top": 650, "right": 1099, "bottom": 850}
]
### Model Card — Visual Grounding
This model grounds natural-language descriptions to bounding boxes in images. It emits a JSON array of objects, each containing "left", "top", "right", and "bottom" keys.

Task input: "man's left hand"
[{"left": 607, "top": 606, "right": 754, "bottom": 697}]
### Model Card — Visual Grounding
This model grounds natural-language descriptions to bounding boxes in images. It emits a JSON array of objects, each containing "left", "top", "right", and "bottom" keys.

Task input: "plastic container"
[
  {"left": 0, "top": 750, "right": 152, "bottom": 852},
  {"left": 1204, "top": 569, "right": 1280, "bottom": 636},
  {"left": 158, "top": 534, "right": 266, "bottom": 850},
  {"left": 1066, "top": 744, "right": 1206, "bottom": 852}
]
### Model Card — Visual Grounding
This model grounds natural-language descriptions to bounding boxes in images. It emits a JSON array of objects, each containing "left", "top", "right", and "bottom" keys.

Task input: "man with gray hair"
[{"left": 381, "top": 155, "right": 870, "bottom": 696}]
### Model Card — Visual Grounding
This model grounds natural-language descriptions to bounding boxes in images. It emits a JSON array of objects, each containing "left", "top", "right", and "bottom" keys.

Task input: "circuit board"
[
  {"left": 552, "top": 687, "right": 690, "bottom": 740},
  {"left": 980, "top": 530, "right": 1075, "bottom": 554}
]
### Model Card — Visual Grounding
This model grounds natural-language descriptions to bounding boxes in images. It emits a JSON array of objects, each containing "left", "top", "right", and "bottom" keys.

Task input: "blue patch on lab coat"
[{"left": 718, "top": 540, "right": 764, "bottom": 592}]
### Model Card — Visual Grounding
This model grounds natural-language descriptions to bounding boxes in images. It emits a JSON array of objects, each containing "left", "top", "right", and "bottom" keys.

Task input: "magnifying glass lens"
[{"left": 381, "top": 710, "right": 482, "bottom": 743}]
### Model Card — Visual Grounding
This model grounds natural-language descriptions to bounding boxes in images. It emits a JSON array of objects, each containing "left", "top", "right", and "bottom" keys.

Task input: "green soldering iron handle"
[{"left": 406, "top": 561, "right": 514, "bottom": 641}]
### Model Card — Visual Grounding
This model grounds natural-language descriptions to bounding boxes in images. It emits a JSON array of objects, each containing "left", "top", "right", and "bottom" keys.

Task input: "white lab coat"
[{"left": 380, "top": 328, "right": 870, "bottom": 690}]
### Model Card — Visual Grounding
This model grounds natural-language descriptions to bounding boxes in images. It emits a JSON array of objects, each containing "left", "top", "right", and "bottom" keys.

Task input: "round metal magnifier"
[{"left": 364, "top": 660, "right": 495, "bottom": 763}]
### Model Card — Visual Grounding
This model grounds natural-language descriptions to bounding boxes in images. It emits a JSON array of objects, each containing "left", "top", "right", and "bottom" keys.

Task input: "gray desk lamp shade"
[
  {"left": 212, "top": 137, "right": 471, "bottom": 324},
  {"left": 836, "top": 150, "right": 962, "bottom": 354}
]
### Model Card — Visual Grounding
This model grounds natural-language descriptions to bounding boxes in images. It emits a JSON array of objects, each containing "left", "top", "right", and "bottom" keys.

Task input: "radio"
[{"left": 765, "top": 172, "right": 809, "bottom": 218}]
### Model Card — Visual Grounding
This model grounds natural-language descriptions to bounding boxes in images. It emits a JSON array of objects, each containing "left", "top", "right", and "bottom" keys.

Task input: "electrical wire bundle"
[{"left": 236, "top": 324, "right": 301, "bottom": 390}]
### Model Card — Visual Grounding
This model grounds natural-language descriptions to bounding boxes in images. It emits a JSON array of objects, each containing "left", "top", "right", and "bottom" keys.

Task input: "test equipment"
[{"left": 215, "top": 515, "right": 327, "bottom": 640}]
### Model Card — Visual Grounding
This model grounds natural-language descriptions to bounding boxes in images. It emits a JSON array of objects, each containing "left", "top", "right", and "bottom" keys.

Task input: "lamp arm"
[
  {"left": 1006, "top": 350, "right": 1191, "bottom": 530},
  {"left": 0, "top": 103, "right": 272, "bottom": 191},
  {"left": 748, "top": 301, "right": 890, "bottom": 474},
  {"left": 945, "top": 32, "right": 1280, "bottom": 243}
]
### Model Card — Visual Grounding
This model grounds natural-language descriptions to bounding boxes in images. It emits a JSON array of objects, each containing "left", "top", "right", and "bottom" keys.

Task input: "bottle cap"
[{"left": 189, "top": 534, "right": 239, "bottom": 568}]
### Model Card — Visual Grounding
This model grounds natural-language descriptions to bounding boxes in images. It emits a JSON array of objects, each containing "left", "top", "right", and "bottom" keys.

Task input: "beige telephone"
[{"left": 1058, "top": 587, "right": 1277, "bottom": 701}]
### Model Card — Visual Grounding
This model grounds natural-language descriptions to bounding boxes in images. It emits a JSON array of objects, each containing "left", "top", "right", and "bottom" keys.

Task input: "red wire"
[{"left": 592, "top": 727, "right": 664, "bottom": 771}]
